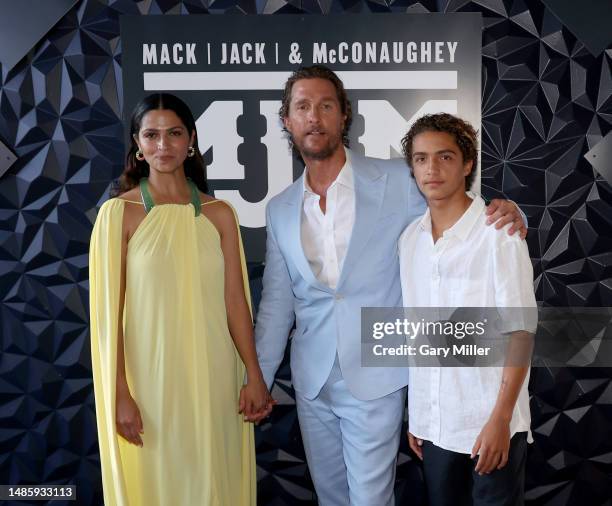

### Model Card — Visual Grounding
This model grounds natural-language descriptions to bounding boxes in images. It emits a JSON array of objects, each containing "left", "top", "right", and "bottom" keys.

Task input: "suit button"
[{"left": 335, "top": 294, "right": 344, "bottom": 300}]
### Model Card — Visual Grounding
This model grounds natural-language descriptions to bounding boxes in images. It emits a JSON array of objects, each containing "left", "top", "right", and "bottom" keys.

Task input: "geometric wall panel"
[
  {"left": 0, "top": 136, "right": 17, "bottom": 178},
  {"left": 541, "top": 0, "right": 612, "bottom": 56},
  {"left": 0, "top": 0, "right": 79, "bottom": 75},
  {"left": 0, "top": 1, "right": 611, "bottom": 505},
  {"left": 585, "top": 131, "right": 612, "bottom": 186}
]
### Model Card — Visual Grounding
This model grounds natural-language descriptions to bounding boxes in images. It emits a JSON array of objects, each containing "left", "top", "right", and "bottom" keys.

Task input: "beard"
[{"left": 292, "top": 133, "right": 343, "bottom": 161}]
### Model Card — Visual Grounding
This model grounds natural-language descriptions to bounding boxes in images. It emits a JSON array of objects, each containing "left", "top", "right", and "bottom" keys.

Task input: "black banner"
[{"left": 121, "top": 13, "right": 482, "bottom": 261}]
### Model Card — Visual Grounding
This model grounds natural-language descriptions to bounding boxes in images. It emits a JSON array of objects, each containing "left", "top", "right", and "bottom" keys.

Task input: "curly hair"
[
  {"left": 111, "top": 93, "right": 208, "bottom": 197},
  {"left": 401, "top": 113, "right": 478, "bottom": 190},
  {"left": 279, "top": 65, "right": 353, "bottom": 155}
]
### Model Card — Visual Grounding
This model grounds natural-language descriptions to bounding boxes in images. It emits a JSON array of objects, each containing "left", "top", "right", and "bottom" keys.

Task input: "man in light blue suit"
[{"left": 254, "top": 66, "right": 526, "bottom": 505}]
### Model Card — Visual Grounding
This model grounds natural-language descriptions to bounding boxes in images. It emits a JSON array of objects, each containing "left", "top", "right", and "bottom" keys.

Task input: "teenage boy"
[{"left": 398, "top": 113, "right": 536, "bottom": 506}]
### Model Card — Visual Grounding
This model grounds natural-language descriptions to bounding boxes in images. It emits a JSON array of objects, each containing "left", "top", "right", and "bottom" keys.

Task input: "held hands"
[
  {"left": 239, "top": 372, "right": 276, "bottom": 424},
  {"left": 407, "top": 431, "right": 423, "bottom": 460},
  {"left": 116, "top": 385, "right": 144, "bottom": 447},
  {"left": 471, "top": 413, "right": 511, "bottom": 475},
  {"left": 485, "top": 199, "right": 527, "bottom": 239}
]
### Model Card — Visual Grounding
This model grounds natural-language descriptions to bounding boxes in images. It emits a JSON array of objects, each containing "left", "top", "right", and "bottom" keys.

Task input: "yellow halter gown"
[{"left": 89, "top": 190, "right": 256, "bottom": 506}]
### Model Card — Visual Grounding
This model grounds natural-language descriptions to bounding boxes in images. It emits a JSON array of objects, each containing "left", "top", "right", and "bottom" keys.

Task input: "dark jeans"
[{"left": 421, "top": 432, "right": 527, "bottom": 506}]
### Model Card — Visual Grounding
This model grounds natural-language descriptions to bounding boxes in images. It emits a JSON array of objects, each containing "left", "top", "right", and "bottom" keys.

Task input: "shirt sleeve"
[{"left": 493, "top": 234, "right": 538, "bottom": 332}]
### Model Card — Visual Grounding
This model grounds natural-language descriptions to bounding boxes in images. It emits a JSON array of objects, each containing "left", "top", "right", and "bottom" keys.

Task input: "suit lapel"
[
  {"left": 282, "top": 175, "right": 334, "bottom": 293},
  {"left": 336, "top": 153, "right": 386, "bottom": 290}
]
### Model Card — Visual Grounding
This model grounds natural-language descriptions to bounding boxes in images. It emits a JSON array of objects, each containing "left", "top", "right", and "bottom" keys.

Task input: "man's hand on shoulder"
[{"left": 485, "top": 199, "right": 527, "bottom": 239}]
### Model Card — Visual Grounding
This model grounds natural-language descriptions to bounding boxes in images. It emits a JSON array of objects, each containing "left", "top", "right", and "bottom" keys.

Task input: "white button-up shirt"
[
  {"left": 301, "top": 150, "right": 354, "bottom": 289},
  {"left": 399, "top": 194, "right": 536, "bottom": 454}
]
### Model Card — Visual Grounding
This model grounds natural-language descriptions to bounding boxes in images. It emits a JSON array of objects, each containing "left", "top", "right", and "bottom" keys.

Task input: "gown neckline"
[{"left": 139, "top": 177, "right": 201, "bottom": 216}]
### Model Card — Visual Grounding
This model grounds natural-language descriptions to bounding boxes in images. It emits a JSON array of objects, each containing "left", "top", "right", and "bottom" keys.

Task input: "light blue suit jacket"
[{"left": 255, "top": 151, "right": 427, "bottom": 401}]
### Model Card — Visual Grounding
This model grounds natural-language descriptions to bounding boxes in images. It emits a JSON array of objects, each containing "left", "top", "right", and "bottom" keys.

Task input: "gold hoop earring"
[
  {"left": 187, "top": 146, "right": 195, "bottom": 158},
  {"left": 135, "top": 150, "right": 145, "bottom": 161}
]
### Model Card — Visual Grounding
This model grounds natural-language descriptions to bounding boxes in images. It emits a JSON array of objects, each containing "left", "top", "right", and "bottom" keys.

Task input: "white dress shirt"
[
  {"left": 398, "top": 194, "right": 536, "bottom": 454},
  {"left": 301, "top": 149, "right": 354, "bottom": 289}
]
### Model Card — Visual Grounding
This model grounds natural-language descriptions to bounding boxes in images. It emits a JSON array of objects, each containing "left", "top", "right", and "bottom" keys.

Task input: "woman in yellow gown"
[{"left": 89, "top": 93, "right": 272, "bottom": 505}]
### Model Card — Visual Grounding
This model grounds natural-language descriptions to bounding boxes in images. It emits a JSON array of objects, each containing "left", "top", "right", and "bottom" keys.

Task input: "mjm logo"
[{"left": 144, "top": 70, "right": 458, "bottom": 229}]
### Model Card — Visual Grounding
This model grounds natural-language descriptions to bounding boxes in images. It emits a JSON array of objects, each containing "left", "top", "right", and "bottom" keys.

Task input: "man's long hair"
[{"left": 279, "top": 65, "right": 353, "bottom": 156}]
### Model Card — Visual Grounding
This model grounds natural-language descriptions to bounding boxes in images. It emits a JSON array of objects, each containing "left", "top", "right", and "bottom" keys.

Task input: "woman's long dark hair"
[{"left": 111, "top": 93, "right": 208, "bottom": 196}]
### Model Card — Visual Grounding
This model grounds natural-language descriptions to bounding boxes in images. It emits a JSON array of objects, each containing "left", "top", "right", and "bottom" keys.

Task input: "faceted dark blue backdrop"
[{"left": 0, "top": 1, "right": 611, "bottom": 505}]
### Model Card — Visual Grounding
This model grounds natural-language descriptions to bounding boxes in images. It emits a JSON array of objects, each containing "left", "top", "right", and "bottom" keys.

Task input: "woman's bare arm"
[{"left": 203, "top": 200, "right": 273, "bottom": 421}]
